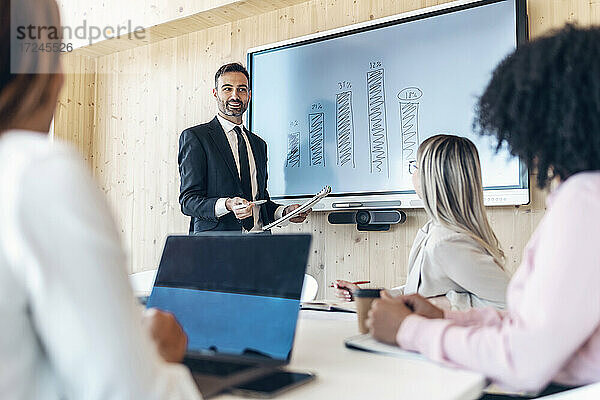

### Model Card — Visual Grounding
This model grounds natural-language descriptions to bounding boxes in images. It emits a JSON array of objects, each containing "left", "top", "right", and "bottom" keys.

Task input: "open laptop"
[{"left": 146, "top": 233, "right": 312, "bottom": 398}]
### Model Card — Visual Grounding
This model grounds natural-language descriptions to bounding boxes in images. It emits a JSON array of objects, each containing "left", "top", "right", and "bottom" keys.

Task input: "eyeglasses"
[{"left": 408, "top": 160, "right": 418, "bottom": 175}]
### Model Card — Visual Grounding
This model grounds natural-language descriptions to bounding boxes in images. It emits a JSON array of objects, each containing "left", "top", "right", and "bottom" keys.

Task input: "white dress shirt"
[
  {"left": 0, "top": 130, "right": 202, "bottom": 400},
  {"left": 214, "top": 115, "right": 285, "bottom": 231}
]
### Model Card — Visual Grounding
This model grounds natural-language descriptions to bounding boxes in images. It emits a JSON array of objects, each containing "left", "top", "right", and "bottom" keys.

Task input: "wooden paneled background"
[
  {"left": 54, "top": 0, "right": 600, "bottom": 298},
  {"left": 55, "top": 0, "right": 311, "bottom": 54}
]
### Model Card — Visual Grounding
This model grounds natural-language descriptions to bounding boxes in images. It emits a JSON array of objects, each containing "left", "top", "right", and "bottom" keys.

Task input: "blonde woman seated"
[{"left": 335, "top": 135, "right": 509, "bottom": 310}]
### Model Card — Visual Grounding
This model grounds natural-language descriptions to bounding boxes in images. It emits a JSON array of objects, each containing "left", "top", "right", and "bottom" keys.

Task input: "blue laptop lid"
[{"left": 146, "top": 233, "right": 311, "bottom": 362}]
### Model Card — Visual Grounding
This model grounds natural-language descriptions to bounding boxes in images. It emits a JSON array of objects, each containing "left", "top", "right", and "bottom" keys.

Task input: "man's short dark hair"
[
  {"left": 474, "top": 24, "right": 600, "bottom": 189},
  {"left": 214, "top": 63, "right": 250, "bottom": 88}
]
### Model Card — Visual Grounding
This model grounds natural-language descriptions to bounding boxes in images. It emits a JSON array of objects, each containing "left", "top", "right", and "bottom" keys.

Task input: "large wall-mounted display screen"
[{"left": 248, "top": 0, "right": 529, "bottom": 210}]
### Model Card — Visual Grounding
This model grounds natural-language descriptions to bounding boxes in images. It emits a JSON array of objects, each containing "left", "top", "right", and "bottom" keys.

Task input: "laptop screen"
[{"left": 146, "top": 234, "right": 311, "bottom": 362}]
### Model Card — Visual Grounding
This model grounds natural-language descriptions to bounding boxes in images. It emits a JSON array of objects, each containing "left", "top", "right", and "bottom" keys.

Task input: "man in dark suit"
[{"left": 178, "top": 63, "right": 309, "bottom": 233}]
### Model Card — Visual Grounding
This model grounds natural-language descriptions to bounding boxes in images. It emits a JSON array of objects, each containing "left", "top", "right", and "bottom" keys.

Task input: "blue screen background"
[{"left": 147, "top": 287, "right": 300, "bottom": 361}]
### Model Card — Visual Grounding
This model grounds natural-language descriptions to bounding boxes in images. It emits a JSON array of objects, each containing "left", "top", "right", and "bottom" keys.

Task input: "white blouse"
[
  {"left": 0, "top": 130, "right": 201, "bottom": 400},
  {"left": 391, "top": 221, "right": 510, "bottom": 310}
]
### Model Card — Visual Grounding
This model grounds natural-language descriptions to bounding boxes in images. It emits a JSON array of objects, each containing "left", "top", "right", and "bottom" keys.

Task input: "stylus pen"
[{"left": 232, "top": 200, "right": 267, "bottom": 210}]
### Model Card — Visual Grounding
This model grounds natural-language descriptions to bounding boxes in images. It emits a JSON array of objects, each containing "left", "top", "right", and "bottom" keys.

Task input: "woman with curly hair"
[{"left": 367, "top": 25, "right": 600, "bottom": 398}]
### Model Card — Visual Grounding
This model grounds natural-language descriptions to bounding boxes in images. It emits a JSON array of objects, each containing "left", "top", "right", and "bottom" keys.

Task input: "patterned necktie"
[{"left": 234, "top": 126, "right": 254, "bottom": 231}]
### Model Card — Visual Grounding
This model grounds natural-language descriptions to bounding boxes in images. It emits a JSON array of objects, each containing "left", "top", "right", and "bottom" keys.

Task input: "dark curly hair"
[{"left": 474, "top": 24, "right": 600, "bottom": 189}]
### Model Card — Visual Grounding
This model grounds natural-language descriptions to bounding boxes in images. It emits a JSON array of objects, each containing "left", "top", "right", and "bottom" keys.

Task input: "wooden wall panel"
[
  {"left": 54, "top": 53, "right": 97, "bottom": 164},
  {"left": 56, "top": 0, "right": 598, "bottom": 292},
  {"left": 55, "top": 0, "right": 238, "bottom": 49},
  {"left": 55, "top": 0, "right": 310, "bottom": 56}
]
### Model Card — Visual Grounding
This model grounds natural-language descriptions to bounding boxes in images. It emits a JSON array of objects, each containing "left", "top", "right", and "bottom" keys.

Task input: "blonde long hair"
[{"left": 417, "top": 134, "right": 505, "bottom": 268}]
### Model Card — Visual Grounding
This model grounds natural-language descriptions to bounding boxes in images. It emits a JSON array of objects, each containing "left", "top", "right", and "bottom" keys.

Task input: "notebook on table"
[{"left": 300, "top": 300, "right": 357, "bottom": 313}]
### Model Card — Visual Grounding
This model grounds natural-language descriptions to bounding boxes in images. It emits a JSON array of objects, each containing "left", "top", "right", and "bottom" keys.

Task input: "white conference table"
[{"left": 216, "top": 310, "right": 486, "bottom": 400}]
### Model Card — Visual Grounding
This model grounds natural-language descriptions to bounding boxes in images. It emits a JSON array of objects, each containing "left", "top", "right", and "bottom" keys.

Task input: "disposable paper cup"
[{"left": 355, "top": 289, "right": 382, "bottom": 334}]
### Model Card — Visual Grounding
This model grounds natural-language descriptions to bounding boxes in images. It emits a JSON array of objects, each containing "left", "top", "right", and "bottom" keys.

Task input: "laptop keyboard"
[{"left": 184, "top": 357, "right": 255, "bottom": 377}]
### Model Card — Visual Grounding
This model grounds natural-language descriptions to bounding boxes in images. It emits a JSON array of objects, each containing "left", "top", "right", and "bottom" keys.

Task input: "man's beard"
[{"left": 219, "top": 99, "right": 247, "bottom": 117}]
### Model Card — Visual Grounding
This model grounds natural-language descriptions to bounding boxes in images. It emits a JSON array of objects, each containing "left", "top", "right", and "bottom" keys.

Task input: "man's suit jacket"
[{"left": 178, "top": 116, "right": 280, "bottom": 233}]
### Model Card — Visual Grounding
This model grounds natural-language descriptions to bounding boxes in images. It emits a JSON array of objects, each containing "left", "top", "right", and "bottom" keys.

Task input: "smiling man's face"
[{"left": 213, "top": 72, "right": 251, "bottom": 120}]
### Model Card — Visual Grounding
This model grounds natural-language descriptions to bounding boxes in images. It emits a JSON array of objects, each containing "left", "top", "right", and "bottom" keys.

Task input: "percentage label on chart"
[{"left": 338, "top": 81, "right": 352, "bottom": 90}]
